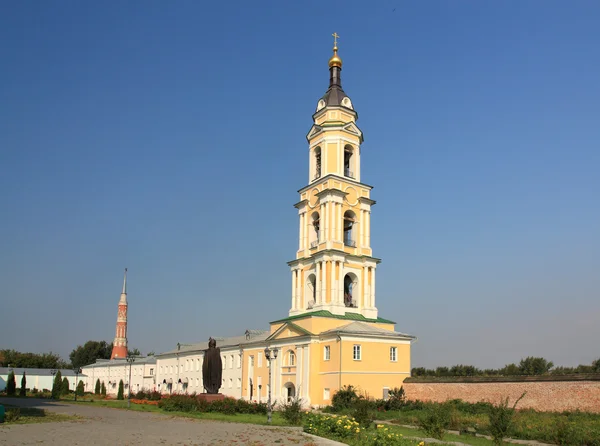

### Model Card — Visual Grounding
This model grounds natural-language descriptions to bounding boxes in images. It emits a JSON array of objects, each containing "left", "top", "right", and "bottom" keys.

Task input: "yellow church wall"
[{"left": 308, "top": 339, "right": 411, "bottom": 406}]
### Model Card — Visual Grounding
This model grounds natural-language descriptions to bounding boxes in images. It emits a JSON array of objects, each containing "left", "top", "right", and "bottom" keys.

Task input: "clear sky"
[{"left": 1, "top": 1, "right": 599, "bottom": 369}]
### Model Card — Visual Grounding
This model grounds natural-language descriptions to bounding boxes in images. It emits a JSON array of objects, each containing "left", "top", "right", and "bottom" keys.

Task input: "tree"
[
  {"left": 500, "top": 363, "right": 520, "bottom": 376},
  {"left": 101, "top": 382, "right": 106, "bottom": 397},
  {"left": 95, "top": 378, "right": 101, "bottom": 395},
  {"left": 0, "top": 349, "right": 69, "bottom": 369},
  {"left": 6, "top": 370, "right": 16, "bottom": 396},
  {"left": 127, "top": 348, "right": 141, "bottom": 357},
  {"left": 518, "top": 357, "right": 554, "bottom": 375},
  {"left": 20, "top": 371, "right": 26, "bottom": 396},
  {"left": 76, "top": 380, "right": 85, "bottom": 396},
  {"left": 61, "top": 377, "right": 70, "bottom": 395},
  {"left": 117, "top": 380, "right": 124, "bottom": 400},
  {"left": 69, "top": 341, "right": 112, "bottom": 369},
  {"left": 146, "top": 351, "right": 155, "bottom": 357},
  {"left": 592, "top": 358, "right": 600, "bottom": 373},
  {"left": 51, "top": 371, "right": 62, "bottom": 399}
]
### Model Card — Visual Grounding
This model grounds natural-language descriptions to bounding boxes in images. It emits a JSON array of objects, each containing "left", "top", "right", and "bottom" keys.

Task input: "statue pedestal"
[{"left": 198, "top": 393, "right": 225, "bottom": 402}]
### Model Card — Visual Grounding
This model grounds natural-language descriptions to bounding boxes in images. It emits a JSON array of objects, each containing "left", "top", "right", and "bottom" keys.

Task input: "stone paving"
[{"left": 0, "top": 398, "right": 330, "bottom": 445}]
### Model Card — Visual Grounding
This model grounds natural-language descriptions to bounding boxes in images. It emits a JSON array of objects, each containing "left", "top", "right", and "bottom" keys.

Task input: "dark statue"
[{"left": 202, "top": 337, "right": 222, "bottom": 394}]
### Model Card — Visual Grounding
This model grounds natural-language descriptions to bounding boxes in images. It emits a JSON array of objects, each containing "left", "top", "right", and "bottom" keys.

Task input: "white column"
[
  {"left": 292, "top": 270, "right": 297, "bottom": 310},
  {"left": 321, "top": 261, "right": 326, "bottom": 304},
  {"left": 371, "top": 268, "right": 376, "bottom": 308},
  {"left": 304, "top": 345, "right": 310, "bottom": 404},
  {"left": 316, "top": 263, "right": 321, "bottom": 304},
  {"left": 295, "top": 346, "right": 303, "bottom": 398},
  {"left": 366, "top": 211, "right": 371, "bottom": 248},
  {"left": 320, "top": 203, "right": 325, "bottom": 242},
  {"left": 338, "top": 264, "right": 344, "bottom": 305},
  {"left": 299, "top": 214, "right": 303, "bottom": 250},
  {"left": 359, "top": 210, "right": 365, "bottom": 247}
]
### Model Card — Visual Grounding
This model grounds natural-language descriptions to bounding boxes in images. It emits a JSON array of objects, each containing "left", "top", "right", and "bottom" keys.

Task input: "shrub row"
[{"left": 156, "top": 393, "right": 267, "bottom": 415}]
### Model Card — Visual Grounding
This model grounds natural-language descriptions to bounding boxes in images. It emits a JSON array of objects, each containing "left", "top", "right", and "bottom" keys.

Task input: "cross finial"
[{"left": 332, "top": 32, "right": 339, "bottom": 48}]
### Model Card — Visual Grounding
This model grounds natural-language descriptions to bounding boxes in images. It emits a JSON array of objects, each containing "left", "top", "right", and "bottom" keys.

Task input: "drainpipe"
[{"left": 337, "top": 332, "right": 342, "bottom": 391}]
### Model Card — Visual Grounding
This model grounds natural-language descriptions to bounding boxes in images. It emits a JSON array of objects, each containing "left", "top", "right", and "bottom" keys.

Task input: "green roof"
[{"left": 270, "top": 310, "right": 395, "bottom": 325}]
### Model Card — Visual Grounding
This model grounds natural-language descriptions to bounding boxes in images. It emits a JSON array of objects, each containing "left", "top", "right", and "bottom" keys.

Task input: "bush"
[
  {"left": 353, "top": 397, "right": 374, "bottom": 428},
  {"left": 20, "top": 372, "right": 26, "bottom": 397},
  {"left": 156, "top": 393, "right": 267, "bottom": 415},
  {"left": 101, "top": 382, "right": 106, "bottom": 396},
  {"left": 95, "top": 379, "right": 100, "bottom": 395},
  {"left": 488, "top": 393, "right": 525, "bottom": 445},
  {"left": 331, "top": 385, "right": 360, "bottom": 412},
  {"left": 6, "top": 371, "right": 16, "bottom": 396},
  {"left": 280, "top": 397, "right": 304, "bottom": 425},
  {"left": 304, "top": 413, "right": 362, "bottom": 440},
  {"left": 61, "top": 377, "right": 70, "bottom": 395},
  {"left": 117, "top": 380, "right": 124, "bottom": 400},
  {"left": 76, "top": 380, "right": 85, "bottom": 396},
  {"left": 384, "top": 387, "right": 407, "bottom": 411},
  {"left": 418, "top": 402, "right": 452, "bottom": 440},
  {"left": 51, "top": 371, "right": 62, "bottom": 399}
]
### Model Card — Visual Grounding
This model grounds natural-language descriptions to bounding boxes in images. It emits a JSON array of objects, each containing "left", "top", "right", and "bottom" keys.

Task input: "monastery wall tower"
[{"left": 110, "top": 268, "right": 128, "bottom": 359}]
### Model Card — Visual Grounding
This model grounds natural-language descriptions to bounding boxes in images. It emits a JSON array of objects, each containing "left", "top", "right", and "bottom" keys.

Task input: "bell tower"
[{"left": 288, "top": 35, "right": 379, "bottom": 319}]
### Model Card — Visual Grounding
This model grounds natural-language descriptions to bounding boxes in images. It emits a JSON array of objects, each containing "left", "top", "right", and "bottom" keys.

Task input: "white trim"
[{"left": 327, "top": 336, "right": 412, "bottom": 345}]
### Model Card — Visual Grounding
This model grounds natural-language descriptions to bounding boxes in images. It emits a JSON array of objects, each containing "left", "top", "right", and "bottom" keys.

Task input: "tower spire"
[
  {"left": 122, "top": 268, "right": 127, "bottom": 294},
  {"left": 111, "top": 269, "right": 129, "bottom": 359}
]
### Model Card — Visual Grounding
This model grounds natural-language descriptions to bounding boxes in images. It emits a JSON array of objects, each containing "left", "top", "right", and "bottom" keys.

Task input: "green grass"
[
  {"left": 62, "top": 397, "right": 292, "bottom": 425},
  {"left": 1, "top": 405, "right": 79, "bottom": 425},
  {"left": 377, "top": 424, "right": 510, "bottom": 446}
]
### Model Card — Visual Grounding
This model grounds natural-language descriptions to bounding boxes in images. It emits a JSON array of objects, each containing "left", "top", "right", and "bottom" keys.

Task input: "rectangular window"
[
  {"left": 229, "top": 378, "right": 232, "bottom": 389},
  {"left": 249, "top": 356, "right": 254, "bottom": 367},
  {"left": 390, "top": 347, "right": 397, "bottom": 362},
  {"left": 237, "top": 378, "right": 241, "bottom": 388},
  {"left": 237, "top": 354, "right": 241, "bottom": 368},
  {"left": 323, "top": 388, "right": 330, "bottom": 400},
  {"left": 353, "top": 344, "right": 361, "bottom": 361},
  {"left": 258, "top": 354, "right": 263, "bottom": 367},
  {"left": 230, "top": 355, "right": 234, "bottom": 369},
  {"left": 324, "top": 345, "right": 330, "bottom": 361},
  {"left": 150, "top": 368, "right": 154, "bottom": 376}
]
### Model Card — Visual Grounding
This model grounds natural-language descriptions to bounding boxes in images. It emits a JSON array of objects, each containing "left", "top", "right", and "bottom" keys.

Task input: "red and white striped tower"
[{"left": 110, "top": 268, "right": 128, "bottom": 359}]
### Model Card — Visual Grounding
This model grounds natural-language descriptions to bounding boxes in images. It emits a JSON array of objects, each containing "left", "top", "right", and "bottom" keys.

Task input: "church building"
[
  {"left": 83, "top": 36, "right": 415, "bottom": 406},
  {"left": 238, "top": 36, "right": 415, "bottom": 406}
]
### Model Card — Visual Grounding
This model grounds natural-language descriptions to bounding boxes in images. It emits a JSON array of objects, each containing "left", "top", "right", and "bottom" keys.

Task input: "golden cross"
[{"left": 332, "top": 32, "right": 340, "bottom": 47}]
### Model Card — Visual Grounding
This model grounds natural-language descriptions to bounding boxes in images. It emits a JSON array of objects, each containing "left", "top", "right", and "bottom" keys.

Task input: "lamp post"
[
  {"left": 126, "top": 355, "right": 136, "bottom": 408},
  {"left": 72, "top": 367, "right": 82, "bottom": 401},
  {"left": 263, "top": 347, "right": 279, "bottom": 424}
]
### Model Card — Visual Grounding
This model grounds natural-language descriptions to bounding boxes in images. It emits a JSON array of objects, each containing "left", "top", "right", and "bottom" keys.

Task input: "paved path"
[{"left": 0, "top": 398, "right": 329, "bottom": 445}]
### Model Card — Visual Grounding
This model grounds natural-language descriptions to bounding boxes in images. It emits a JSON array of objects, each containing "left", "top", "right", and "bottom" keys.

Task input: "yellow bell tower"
[{"left": 289, "top": 35, "right": 379, "bottom": 319}]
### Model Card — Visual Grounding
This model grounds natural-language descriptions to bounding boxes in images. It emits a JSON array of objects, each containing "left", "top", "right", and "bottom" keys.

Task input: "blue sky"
[{"left": 1, "top": 1, "right": 598, "bottom": 369}]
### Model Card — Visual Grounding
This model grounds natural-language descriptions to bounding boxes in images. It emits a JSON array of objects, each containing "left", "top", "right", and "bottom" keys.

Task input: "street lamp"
[
  {"left": 264, "top": 347, "right": 279, "bottom": 424},
  {"left": 126, "top": 355, "right": 136, "bottom": 408},
  {"left": 73, "top": 367, "right": 82, "bottom": 402}
]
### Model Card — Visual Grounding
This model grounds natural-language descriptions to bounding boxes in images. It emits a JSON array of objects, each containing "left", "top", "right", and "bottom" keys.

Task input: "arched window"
[
  {"left": 307, "top": 273, "right": 317, "bottom": 308},
  {"left": 310, "top": 212, "right": 320, "bottom": 247},
  {"left": 288, "top": 350, "right": 296, "bottom": 366},
  {"left": 344, "top": 145, "right": 354, "bottom": 178},
  {"left": 344, "top": 273, "right": 358, "bottom": 307},
  {"left": 343, "top": 211, "right": 356, "bottom": 247},
  {"left": 314, "top": 147, "right": 322, "bottom": 180}
]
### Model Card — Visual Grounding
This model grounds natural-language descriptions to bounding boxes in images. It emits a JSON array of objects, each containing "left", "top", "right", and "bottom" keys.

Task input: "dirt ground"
[{"left": 0, "top": 397, "right": 332, "bottom": 445}]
